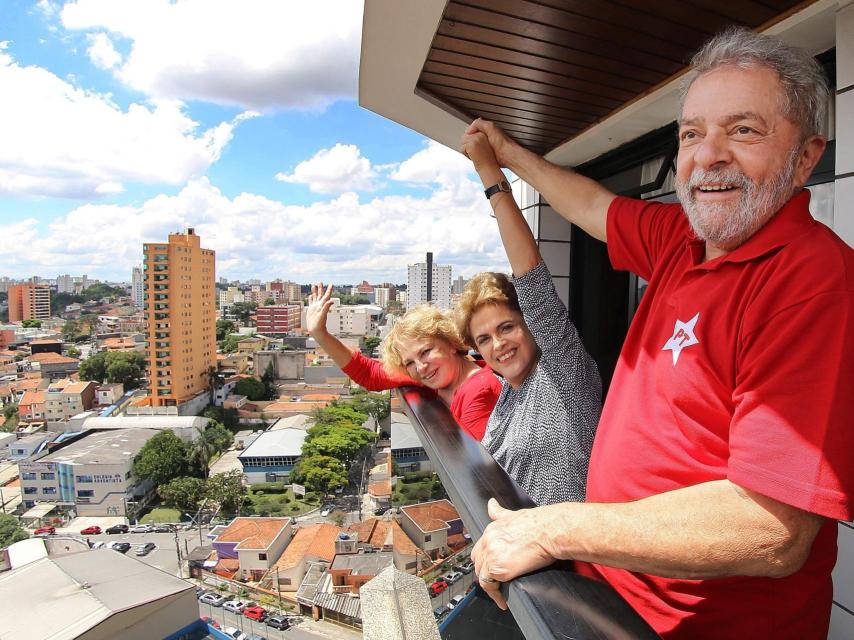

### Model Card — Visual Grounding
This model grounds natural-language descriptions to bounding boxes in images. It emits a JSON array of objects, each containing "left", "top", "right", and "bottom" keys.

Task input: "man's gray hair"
[{"left": 681, "top": 27, "right": 829, "bottom": 140}]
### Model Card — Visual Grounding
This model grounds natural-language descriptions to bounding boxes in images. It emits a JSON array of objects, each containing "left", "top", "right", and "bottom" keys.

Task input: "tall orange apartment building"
[
  {"left": 143, "top": 228, "right": 216, "bottom": 407},
  {"left": 8, "top": 283, "right": 51, "bottom": 322}
]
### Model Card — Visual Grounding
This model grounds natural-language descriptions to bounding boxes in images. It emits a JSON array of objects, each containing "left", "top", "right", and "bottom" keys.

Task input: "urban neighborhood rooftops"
[
  {"left": 272, "top": 523, "right": 342, "bottom": 571},
  {"left": 390, "top": 414, "right": 422, "bottom": 451}
]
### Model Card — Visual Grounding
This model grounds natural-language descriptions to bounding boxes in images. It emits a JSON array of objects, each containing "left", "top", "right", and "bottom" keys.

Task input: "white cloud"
[
  {"left": 0, "top": 50, "right": 255, "bottom": 199},
  {"left": 60, "top": 0, "right": 362, "bottom": 110},
  {"left": 86, "top": 32, "right": 121, "bottom": 69},
  {"left": 276, "top": 144, "right": 380, "bottom": 194},
  {"left": 391, "top": 140, "right": 476, "bottom": 187},
  {"left": 1, "top": 170, "right": 510, "bottom": 283}
]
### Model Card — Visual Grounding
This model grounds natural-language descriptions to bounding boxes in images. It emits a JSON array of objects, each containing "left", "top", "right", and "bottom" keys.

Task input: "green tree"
[
  {"left": 203, "top": 421, "right": 233, "bottom": 451},
  {"left": 290, "top": 455, "right": 348, "bottom": 495},
  {"left": 350, "top": 390, "right": 390, "bottom": 423},
  {"left": 65, "top": 346, "right": 81, "bottom": 359},
  {"left": 132, "top": 431, "right": 189, "bottom": 486},
  {"left": 206, "top": 470, "right": 247, "bottom": 513},
  {"left": 203, "top": 366, "right": 222, "bottom": 405},
  {"left": 235, "top": 377, "right": 265, "bottom": 401},
  {"left": 230, "top": 302, "right": 257, "bottom": 324},
  {"left": 302, "top": 425, "right": 375, "bottom": 464},
  {"left": 363, "top": 336, "right": 381, "bottom": 351},
  {"left": 80, "top": 351, "right": 146, "bottom": 389},
  {"left": 0, "top": 513, "right": 29, "bottom": 547},
  {"left": 263, "top": 297, "right": 275, "bottom": 306},
  {"left": 216, "top": 319, "right": 236, "bottom": 341},
  {"left": 21, "top": 319, "right": 41, "bottom": 328},
  {"left": 189, "top": 427, "right": 218, "bottom": 479},
  {"left": 261, "top": 361, "right": 278, "bottom": 400},
  {"left": 61, "top": 320, "right": 82, "bottom": 341},
  {"left": 219, "top": 334, "right": 241, "bottom": 354},
  {"left": 1, "top": 403, "right": 17, "bottom": 433},
  {"left": 201, "top": 405, "right": 239, "bottom": 430},
  {"left": 312, "top": 403, "right": 369, "bottom": 429},
  {"left": 158, "top": 476, "right": 207, "bottom": 512}
]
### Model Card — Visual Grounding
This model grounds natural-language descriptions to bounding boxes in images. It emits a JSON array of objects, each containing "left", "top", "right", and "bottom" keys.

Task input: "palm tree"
[
  {"left": 189, "top": 426, "right": 218, "bottom": 479},
  {"left": 203, "top": 366, "right": 222, "bottom": 406}
]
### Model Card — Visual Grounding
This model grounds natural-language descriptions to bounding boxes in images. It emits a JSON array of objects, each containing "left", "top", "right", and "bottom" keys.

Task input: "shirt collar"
[{"left": 686, "top": 189, "right": 816, "bottom": 270}]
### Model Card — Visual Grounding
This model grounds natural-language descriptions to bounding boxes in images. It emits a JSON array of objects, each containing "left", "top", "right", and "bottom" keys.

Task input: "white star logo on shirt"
[{"left": 662, "top": 312, "right": 700, "bottom": 366}]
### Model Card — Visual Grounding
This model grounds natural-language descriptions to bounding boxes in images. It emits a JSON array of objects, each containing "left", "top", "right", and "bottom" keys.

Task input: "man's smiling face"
[{"left": 675, "top": 64, "right": 811, "bottom": 255}]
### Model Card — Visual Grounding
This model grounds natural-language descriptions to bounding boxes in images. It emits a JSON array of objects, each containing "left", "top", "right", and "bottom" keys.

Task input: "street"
[{"left": 198, "top": 601, "right": 362, "bottom": 640}]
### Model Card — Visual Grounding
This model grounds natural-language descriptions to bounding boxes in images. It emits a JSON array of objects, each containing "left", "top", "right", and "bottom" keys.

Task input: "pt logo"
[{"left": 662, "top": 312, "right": 700, "bottom": 365}]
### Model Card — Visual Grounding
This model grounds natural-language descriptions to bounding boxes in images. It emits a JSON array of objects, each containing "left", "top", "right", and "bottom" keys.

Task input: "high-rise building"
[
  {"left": 452, "top": 275, "right": 468, "bottom": 295},
  {"left": 8, "top": 283, "right": 51, "bottom": 322},
  {"left": 56, "top": 274, "right": 74, "bottom": 294},
  {"left": 374, "top": 287, "right": 390, "bottom": 308},
  {"left": 406, "top": 252, "right": 452, "bottom": 310},
  {"left": 143, "top": 228, "right": 216, "bottom": 407},
  {"left": 131, "top": 266, "right": 144, "bottom": 310}
]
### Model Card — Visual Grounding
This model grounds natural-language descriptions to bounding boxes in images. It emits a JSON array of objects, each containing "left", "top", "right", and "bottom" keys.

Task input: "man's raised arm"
[{"left": 466, "top": 119, "right": 616, "bottom": 242}]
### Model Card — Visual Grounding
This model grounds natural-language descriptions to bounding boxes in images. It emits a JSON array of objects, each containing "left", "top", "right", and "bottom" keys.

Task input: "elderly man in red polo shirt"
[{"left": 463, "top": 27, "right": 853, "bottom": 640}]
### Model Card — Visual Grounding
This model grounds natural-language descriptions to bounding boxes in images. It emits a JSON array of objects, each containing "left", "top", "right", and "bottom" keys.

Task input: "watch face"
[{"left": 500, "top": 180, "right": 511, "bottom": 192}]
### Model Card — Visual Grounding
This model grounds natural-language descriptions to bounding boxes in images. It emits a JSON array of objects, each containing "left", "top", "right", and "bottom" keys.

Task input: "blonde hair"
[
  {"left": 380, "top": 304, "right": 468, "bottom": 376},
  {"left": 455, "top": 272, "right": 520, "bottom": 347}
]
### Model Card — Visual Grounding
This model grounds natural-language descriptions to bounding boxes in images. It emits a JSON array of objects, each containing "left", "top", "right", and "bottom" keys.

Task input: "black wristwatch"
[{"left": 484, "top": 179, "right": 511, "bottom": 200}]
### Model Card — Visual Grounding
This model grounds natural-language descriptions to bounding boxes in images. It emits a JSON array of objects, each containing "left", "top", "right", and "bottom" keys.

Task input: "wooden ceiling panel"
[{"left": 416, "top": 0, "right": 809, "bottom": 154}]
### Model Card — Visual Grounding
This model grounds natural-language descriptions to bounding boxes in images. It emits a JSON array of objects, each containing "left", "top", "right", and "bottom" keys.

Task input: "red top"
[
  {"left": 585, "top": 191, "right": 854, "bottom": 639},
  {"left": 341, "top": 351, "right": 501, "bottom": 441}
]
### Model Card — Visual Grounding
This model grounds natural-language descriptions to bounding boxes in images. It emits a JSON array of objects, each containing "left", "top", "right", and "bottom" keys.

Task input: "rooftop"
[
  {"left": 27, "top": 352, "right": 78, "bottom": 365},
  {"left": 42, "top": 428, "right": 158, "bottom": 465},
  {"left": 0, "top": 549, "right": 193, "bottom": 640},
  {"left": 215, "top": 516, "right": 291, "bottom": 551},
  {"left": 400, "top": 499, "right": 460, "bottom": 533},
  {"left": 331, "top": 550, "right": 394, "bottom": 575},
  {"left": 269, "top": 414, "right": 314, "bottom": 431},
  {"left": 272, "top": 523, "right": 342, "bottom": 571},
  {"left": 390, "top": 414, "right": 422, "bottom": 451},
  {"left": 238, "top": 427, "right": 307, "bottom": 458},
  {"left": 63, "top": 380, "right": 94, "bottom": 394}
]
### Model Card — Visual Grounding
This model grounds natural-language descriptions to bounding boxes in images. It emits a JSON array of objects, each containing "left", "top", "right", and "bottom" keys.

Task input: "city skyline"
[{"left": 0, "top": 1, "right": 511, "bottom": 284}]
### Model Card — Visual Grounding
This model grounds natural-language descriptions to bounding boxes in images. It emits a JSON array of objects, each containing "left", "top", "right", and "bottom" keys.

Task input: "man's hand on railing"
[{"left": 471, "top": 498, "right": 562, "bottom": 610}]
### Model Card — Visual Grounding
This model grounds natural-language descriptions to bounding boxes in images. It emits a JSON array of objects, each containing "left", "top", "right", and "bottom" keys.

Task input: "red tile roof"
[
  {"left": 28, "top": 352, "right": 78, "bottom": 364},
  {"left": 272, "top": 523, "right": 342, "bottom": 571},
  {"left": 400, "top": 500, "right": 460, "bottom": 533},
  {"left": 216, "top": 517, "right": 290, "bottom": 550}
]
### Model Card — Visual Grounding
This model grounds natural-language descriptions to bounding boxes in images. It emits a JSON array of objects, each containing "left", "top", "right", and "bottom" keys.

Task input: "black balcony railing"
[{"left": 398, "top": 386, "right": 659, "bottom": 640}]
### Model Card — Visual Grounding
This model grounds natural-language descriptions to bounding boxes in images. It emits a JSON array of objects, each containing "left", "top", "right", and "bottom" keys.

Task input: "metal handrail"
[{"left": 398, "top": 386, "right": 659, "bottom": 640}]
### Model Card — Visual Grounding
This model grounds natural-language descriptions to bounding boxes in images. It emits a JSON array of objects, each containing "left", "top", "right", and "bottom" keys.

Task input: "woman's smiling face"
[
  {"left": 468, "top": 303, "right": 538, "bottom": 388},
  {"left": 399, "top": 337, "right": 462, "bottom": 390}
]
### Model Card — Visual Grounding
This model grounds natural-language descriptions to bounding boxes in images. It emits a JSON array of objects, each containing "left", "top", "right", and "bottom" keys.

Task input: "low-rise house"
[
  {"left": 18, "top": 390, "right": 46, "bottom": 422},
  {"left": 348, "top": 517, "right": 428, "bottom": 574},
  {"left": 263, "top": 523, "right": 342, "bottom": 592},
  {"left": 26, "top": 352, "right": 79, "bottom": 380},
  {"left": 95, "top": 382, "right": 124, "bottom": 406},
  {"left": 44, "top": 379, "right": 96, "bottom": 425},
  {"left": 330, "top": 549, "right": 395, "bottom": 595},
  {"left": 211, "top": 516, "right": 293, "bottom": 582},
  {"left": 399, "top": 499, "right": 465, "bottom": 560},
  {"left": 238, "top": 428, "right": 307, "bottom": 483},
  {"left": 366, "top": 450, "right": 392, "bottom": 512}
]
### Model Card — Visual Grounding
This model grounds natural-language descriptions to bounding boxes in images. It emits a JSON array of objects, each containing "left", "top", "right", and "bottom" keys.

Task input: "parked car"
[
  {"left": 320, "top": 507, "right": 332, "bottom": 517},
  {"left": 374, "top": 506, "right": 390, "bottom": 516},
  {"left": 80, "top": 526, "right": 101, "bottom": 535},
  {"left": 243, "top": 605, "right": 268, "bottom": 621},
  {"left": 34, "top": 526, "right": 55, "bottom": 535},
  {"left": 265, "top": 615, "right": 291, "bottom": 630},
  {"left": 442, "top": 571, "right": 463, "bottom": 585},
  {"left": 112, "top": 542, "right": 131, "bottom": 553},
  {"left": 129, "top": 524, "right": 154, "bottom": 534},
  {"left": 134, "top": 542, "right": 156, "bottom": 556},
  {"left": 245, "top": 635, "right": 267, "bottom": 640},
  {"left": 195, "top": 588, "right": 209, "bottom": 599},
  {"left": 200, "top": 616, "right": 220, "bottom": 630},
  {"left": 105, "top": 524, "right": 128, "bottom": 534},
  {"left": 430, "top": 579, "right": 449, "bottom": 597},
  {"left": 223, "top": 627, "right": 247, "bottom": 640},
  {"left": 223, "top": 599, "right": 250, "bottom": 614},
  {"left": 433, "top": 604, "right": 451, "bottom": 620},
  {"left": 449, "top": 594, "right": 465, "bottom": 609},
  {"left": 152, "top": 524, "right": 173, "bottom": 533},
  {"left": 91, "top": 541, "right": 106, "bottom": 549},
  {"left": 455, "top": 560, "right": 474, "bottom": 574},
  {"left": 199, "top": 592, "right": 229, "bottom": 607}
]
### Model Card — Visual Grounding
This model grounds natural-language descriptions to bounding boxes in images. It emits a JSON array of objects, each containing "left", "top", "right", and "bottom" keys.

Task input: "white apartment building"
[
  {"left": 19, "top": 428, "right": 158, "bottom": 517},
  {"left": 407, "top": 253, "right": 451, "bottom": 310},
  {"left": 131, "top": 266, "right": 144, "bottom": 310},
  {"left": 320, "top": 302, "right": 382, "bottom": 337},
  {"left": 373, "top": 287, "right": 390, "bottom": 308}
]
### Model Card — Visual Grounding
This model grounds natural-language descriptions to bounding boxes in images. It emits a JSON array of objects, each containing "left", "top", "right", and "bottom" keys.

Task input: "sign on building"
[{"left": 291, "top": 483, "right": 306, "bottom": 497}]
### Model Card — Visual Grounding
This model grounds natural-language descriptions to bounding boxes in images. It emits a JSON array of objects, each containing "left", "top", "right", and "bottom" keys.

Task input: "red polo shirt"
[{"left": 585, "top": 190, "right": 854, "bottom": 639}]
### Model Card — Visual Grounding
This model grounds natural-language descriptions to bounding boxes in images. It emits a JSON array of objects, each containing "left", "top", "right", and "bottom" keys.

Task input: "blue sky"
[{"left": 0, "top": 0, "right": 506, "bottom": 284}]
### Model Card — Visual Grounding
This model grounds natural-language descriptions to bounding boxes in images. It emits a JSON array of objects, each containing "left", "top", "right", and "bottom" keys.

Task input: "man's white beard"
[{"left": 676, "top": 149, "right": 799, "bottom": 250}]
